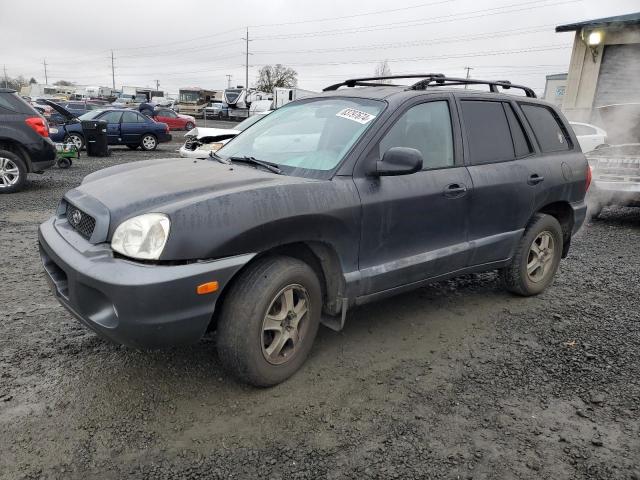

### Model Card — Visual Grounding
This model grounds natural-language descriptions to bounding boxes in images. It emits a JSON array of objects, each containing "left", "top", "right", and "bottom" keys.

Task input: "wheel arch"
[
  {"left": 0, "top": 138, "right": 32, "bottom": 171},
  {"left": 536, "top": 201, "right": 574, "bottom": 258},
  {"left": 209, "top": 241, "right": 346, "bottom": 331}
]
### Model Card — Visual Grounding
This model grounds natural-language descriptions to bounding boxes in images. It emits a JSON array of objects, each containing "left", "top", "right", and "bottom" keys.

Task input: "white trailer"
[{"left": 273, "top": 87, "right": 316, "bottom": 109}]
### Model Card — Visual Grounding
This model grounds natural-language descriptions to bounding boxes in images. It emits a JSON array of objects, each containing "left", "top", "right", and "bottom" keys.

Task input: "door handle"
[
  {"left": 444, "top": 183, "right": 467, "bottom": 197},
  {"left": 528, "top": 174, "right": 545, "bottom": 185}
]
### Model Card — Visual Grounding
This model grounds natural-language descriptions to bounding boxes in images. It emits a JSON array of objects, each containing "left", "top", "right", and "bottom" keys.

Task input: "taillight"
[
  {"left": 25, "top": 116, "right": 49, "bottom": 137},
  {"left": 586, "top": 164, "right": 592, "bottom": 191}
]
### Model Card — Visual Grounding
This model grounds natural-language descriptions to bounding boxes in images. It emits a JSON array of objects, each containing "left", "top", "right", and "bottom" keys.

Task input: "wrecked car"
[
  {"left": 587, "top": 144, "right": 640, "bottom": 215},
  {"left": 179, "top": 111, "right": 270, "bottom": 159},
  {"left": 39, "top": 74, "right": 589, "bottom": 386}
]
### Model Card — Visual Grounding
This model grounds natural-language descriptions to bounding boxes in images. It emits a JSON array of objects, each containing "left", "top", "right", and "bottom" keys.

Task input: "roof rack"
[{"left": 323, "top": 73, "right": 536, "bottom": 98}]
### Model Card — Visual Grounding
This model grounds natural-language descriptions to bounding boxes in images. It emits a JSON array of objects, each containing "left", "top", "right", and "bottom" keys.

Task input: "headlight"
[{"left": 111, "top": 213, "right": 170, "bottom": 260}]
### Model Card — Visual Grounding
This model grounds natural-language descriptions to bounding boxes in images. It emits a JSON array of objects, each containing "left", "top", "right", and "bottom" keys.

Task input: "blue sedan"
[{"left": 49, "top": 108, "right": 172, "bottom": 151}]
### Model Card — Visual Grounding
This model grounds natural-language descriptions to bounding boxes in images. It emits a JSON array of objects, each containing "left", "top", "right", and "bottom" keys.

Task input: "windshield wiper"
[
  {"left": 209, "top": 151, "right": 230, "bottom": 164},
  {"left": 228, "top": 156, "right": 283, "bottom": 175}
]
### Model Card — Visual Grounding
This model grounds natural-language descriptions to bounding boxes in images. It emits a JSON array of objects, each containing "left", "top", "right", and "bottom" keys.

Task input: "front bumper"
[
  {"left": 157, "top": 132, "right": 172, "bottom": 143},
  {"left": 38, "top": 217, "right": 254, "bottom": 348}
]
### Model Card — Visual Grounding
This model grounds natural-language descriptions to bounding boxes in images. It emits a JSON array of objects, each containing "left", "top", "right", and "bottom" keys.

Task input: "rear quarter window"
[{"left": 520, "top": 104, "right": 571, "bottom": 153}]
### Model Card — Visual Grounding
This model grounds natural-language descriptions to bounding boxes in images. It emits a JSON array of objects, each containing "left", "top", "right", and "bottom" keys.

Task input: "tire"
[
  {"left": 140, "top": 134, "right": 157, "bottom": 151},
  {"left": 64, "top": 133, "right": 84, "bottom": 150},
  {"left": 502, "top": 213, "right": 563, "bottom": 296},
  {"left": 0, "top": 150, "right": 27, "bottom": 194},
  {"left": 216, "top": 256, "right": 322, "bottom": 387},
  {"left": 57, "top": 158, "right": 72, "bottom": 169},
  {"left": 126, "top": 144, "right": 138, "bottom": 150},
  {"left": 184, "top": 122, "right": 194, "bottom": 131}
]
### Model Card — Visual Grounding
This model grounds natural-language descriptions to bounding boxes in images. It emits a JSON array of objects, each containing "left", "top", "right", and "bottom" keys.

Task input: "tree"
[
  {"left": 255, "top": 64, "right": 298, "bottom": 92},
  {"left": 29, "top": 77, "right": 37, "bottom": 84},
  {"left": 54, "top": 80, "right": 74, "bottom": 86},
  {"left": 374, "top": 60, "right": 392, "bottom": 83}
]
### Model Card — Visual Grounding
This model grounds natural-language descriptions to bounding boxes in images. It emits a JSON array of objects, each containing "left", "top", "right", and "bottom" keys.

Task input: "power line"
[
  {"left": 249, "top": 0, "right": 453, "bottom": 28},
  {"left": 253, "top": 0, "right": 580, "bottom": 40}
]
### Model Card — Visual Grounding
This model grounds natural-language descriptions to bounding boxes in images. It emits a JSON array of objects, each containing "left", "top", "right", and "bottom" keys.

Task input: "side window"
[
  {"left": 135, "top": 113, "right": 148, "bottom": 123},
  {"left": 379, "top": 100, "right": 454, "bottom": 170},
  {"left": 503, "top": 103, "right": 533, "bottom": 158},
  {"left": 99, "top": 111, "right": 122, "bottom": 123},
  {"left": 121, "top": 111, "right": 139, "bottom": 123},
  {"left": 460, "top": 100, "right": 515, "bottom": 165},
  {"left": 520, "top": 104, "right": 570, "bottom": 153}
]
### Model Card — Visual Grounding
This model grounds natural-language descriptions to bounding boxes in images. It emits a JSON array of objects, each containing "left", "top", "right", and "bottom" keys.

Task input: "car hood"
[
  {"left": 184, "top": 127, "right": 240, "bottom": 140},
  {"left": 74, "top": 157, "right": 313, "bottom": 235},
  {"left": 41, "top": 99, "right": 76, "bottom": 121}
]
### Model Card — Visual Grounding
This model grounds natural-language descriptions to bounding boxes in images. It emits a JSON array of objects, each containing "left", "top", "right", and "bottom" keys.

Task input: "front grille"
[{"left": 66, "top": 203, "right": 96, "bottom": 239}]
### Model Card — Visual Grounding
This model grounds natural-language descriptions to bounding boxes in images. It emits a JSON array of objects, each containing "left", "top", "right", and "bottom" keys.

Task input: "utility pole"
[
  {"left": 226, "top": 74, "right": 232, "bottom": 89},
  {"left": 43, "top": 59, "right": 48, "bottom": 85},
  {"left": 464, "top": 66, "right": 473, "bottom": 89},
  {"left": 111, "top": 51, "right": 116, "bottom": 91},
  {"left": 155, "top": 79, "right": 160, "bottom": 91},
  {"left": 3, "top": 65, "right": 8, "bottom": 88},
  {"left": 242, "top": 27, "right": 250, "bottom": 88}
]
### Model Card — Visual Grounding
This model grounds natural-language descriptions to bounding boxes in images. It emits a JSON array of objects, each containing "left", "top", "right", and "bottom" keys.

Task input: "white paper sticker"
[{"left": 336, "top": 108, "right": 376, "bottom": 124}]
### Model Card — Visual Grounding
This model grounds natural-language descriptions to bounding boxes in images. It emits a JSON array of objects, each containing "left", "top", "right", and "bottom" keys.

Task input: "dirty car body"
[{"left": 39, "top": 74, "right": 589, "bottom": 385}]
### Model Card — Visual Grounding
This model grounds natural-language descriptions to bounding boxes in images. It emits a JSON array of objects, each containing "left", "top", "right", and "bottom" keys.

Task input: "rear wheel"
[
  {"left": 64, "top": 133, "right": 84, "bottom": 150},
  {"left": 502, "top": 213, "right": 563, "bottom": 296},
  {"left": 140, "top": 134, "right": 157, "bottom": 151},
  {"left": 0, "top": 150, "right": 27, "bottom": 194},
  {"left": 216, "top": 256, "right": 322, "bottom": 386}
]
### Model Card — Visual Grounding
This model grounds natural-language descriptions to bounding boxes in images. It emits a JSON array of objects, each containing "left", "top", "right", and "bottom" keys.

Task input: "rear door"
[
  {"left": 121, "top": 111, "right": 146, "bottom": 144},
  {"left": 354, "top": 95, "right": 473, "bottom": 294},
  {"left": 456, "top": 97, "right": 539, "bottom": 265},
  {"left": 98, "top": 110, "right": 123, "bottom": 144}
]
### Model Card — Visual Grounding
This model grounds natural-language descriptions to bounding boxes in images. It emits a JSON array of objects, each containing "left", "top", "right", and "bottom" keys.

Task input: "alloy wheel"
[
  {"left": 142, "top": 135, "right": 156, "bottom": 150},
  {"left": 527, "top": 231, "right": 556, "bottom": 283},
  {"left": 0, "top": 157, "right": 20, "bottom": 188},
  {"left": 67, "top": 134, "right": 83, "bottom": 150},
  {"left": 261, "top": 284, "right": 310, "bottom": 365}
]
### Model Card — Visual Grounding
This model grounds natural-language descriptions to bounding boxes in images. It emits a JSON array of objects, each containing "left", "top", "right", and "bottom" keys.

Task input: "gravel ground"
[{"left": 1, "top": 129, "right": 639, "bottom": 479}]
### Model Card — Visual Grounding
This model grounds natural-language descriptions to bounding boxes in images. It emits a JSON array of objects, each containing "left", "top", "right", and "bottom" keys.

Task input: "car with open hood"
[
  {"left": 39, "top": 74, "right": 589, "bottom": 386},
  {"left": 47, "top": 103, "right": 171, "bottom": 151}
]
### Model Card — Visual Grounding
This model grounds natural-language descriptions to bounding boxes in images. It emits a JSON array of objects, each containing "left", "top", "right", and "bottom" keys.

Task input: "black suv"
[
  {"left": 39, "top": 75, "right": 589, "bottom": 386},
  {"left": 0, "top": 88, "right": 56, "bottom": 193}
]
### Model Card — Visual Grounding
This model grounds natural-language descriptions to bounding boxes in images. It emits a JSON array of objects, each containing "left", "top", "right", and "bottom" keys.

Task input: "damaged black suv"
[{"left": 39, "top": 74, "right": 589, "bottom": 386}]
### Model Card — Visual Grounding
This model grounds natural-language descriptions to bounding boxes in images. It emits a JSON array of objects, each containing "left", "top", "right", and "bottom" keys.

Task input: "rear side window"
[
  {"left": 461, "top": 100, "right": 514, "bottom": 165},
  {"left": 100, "top": 111, "right": 123, "bottom": 123},
  {"left": 379, "top": 100, "right": 454, "bottom": 170},
  {"left": 520, "top": 104, "right": 570, "bottom": 153},
  {"left": 0, "top": 92, "right": 37, "bottom": 114},
  {"left": 121, "top": 111, "right": 142, "bottom": 123}
]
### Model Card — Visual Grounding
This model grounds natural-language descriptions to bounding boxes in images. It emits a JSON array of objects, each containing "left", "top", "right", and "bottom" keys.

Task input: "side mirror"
[{"left": 375, "top": 147, "right": 423, "bottom": 176}]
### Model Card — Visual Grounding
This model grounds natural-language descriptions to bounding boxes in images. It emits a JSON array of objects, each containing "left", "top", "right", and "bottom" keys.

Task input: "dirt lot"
[{"left": 1, "top": 128, "right": 639, "bottom": 479}]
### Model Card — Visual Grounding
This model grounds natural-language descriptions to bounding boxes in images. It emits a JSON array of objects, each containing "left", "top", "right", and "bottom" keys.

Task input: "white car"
[
  {"left": 179, "top": 112, "right": 270, "bottom": 159},
  {"left": 570, "top": 122, "right": 607, "bottom": 152}
]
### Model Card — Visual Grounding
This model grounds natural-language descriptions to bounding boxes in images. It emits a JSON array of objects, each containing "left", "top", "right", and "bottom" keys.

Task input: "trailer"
[
  {"left": 273, "top": 87, "right": 316, "bottom": 109},
  {"left": 224, "top": 88, "right": 271, "bottom": 119},
  {"left": 177, "top": 87, "right": 217, "bottom": 117}
]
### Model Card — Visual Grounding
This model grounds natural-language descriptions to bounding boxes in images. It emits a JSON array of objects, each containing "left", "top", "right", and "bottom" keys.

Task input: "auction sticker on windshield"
[{"left": 336, "top": 108, "right": 376, "bottom": 124}]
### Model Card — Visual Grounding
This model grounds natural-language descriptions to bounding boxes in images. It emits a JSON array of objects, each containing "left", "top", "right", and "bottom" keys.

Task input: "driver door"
[{"left": 353, "top": 96, "right": 472, "bottom": 294}]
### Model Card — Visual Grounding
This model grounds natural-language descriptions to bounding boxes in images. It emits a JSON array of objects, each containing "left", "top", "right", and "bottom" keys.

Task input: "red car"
[{"left": 152, "top": 108, "right": 196, "bottom": 131}]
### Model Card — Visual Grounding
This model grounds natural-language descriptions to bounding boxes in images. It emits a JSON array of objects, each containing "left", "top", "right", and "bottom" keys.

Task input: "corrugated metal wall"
[{"left": 594, "top": 44, "right": 640, "bottom": 107}]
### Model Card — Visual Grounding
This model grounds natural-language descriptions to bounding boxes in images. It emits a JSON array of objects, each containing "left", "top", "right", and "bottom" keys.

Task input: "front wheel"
[
  {"left": 502, "top": 213, "right": 563, "bottom": 296},
  {"left": 216, "top": 256, "right": 322, "bottom": 387},
  {"left": 64, "top": 133, "right": 84, "bottom": 150},
  {"left": 140, "top": 134, "right": 157, "bottom": 151},
  {"left": 184, "top": 122, "right": 194, "bottom": 131}
]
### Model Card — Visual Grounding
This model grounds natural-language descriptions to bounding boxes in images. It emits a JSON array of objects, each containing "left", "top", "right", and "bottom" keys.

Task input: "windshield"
[
  {"left": 180, "top": 91, "right": 200, "bottom": 103},
  {"left": 78, "top": 110, "right": 103, "bottom": 120},
  {"left": 217, "top": 98, "right": 384, "bottom": 176},
  {"left": 235, "top": 114, "right": 267, "bottom": 131}
]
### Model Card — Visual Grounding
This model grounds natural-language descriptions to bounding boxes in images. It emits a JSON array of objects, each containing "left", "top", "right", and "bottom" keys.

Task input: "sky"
[{"left": 1, "top": 0, "right": 638, "bottom": 96}]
